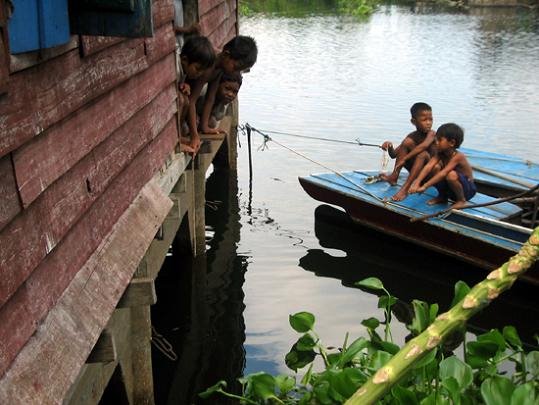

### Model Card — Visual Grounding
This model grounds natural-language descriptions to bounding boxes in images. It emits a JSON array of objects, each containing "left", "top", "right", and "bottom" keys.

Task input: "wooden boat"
[
  {"left": 464, "top": 147, "right": 539, "bottom": 197},
  {"left": 298, "top": 170, "right": 539, "bottom": 285}
]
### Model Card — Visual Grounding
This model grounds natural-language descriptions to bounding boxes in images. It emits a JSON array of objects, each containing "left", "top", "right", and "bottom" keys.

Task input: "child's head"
[
  {"left": 410, "top": 102, "right": 433, "bottom": 134},
  {"left": 221, "top": 36, "right": 258, "bottom": 74},
  {"left": 180, "top": 36, "right": 216, "bottom": 79},
  {"left": 436, "top": 123, "right": 464, "bottom": 149},
  {"left": 217, "top": 72, "right": 242, "bottom": 104}
]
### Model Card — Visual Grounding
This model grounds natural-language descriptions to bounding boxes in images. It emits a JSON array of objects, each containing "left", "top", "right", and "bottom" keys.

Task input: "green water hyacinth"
[{"left": 200, "top": 227, "right": 539, "bottom": 404}]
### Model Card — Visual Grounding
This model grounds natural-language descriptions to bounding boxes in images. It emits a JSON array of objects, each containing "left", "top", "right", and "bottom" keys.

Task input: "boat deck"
[
  {"left": 303, "top": 170, "right": 529, "bottom": 253},
  {"left": 463, "top": 147, "right": 539, "bottom": 193}
]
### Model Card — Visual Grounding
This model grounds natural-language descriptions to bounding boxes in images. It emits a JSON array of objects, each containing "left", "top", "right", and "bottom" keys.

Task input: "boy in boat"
[
  {"left": 177, "top": 36, "right": 216, "bottom": 153},
  {"left": 196, "top": 72, "right": 242, "bottom": 129},
  {"left": 380, "top": 102, "right": 436, "bottom": 201},
  {"left": 409, "top": 123, "right": 476, "bottom": 209},
  {"left": 185, "top": 35, "right": 258, "bottom": 153}
]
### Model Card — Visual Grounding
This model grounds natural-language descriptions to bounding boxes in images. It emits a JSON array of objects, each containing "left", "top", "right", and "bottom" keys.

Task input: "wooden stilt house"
[{"left": 0, "top": 0, "right": 239, "bottom": 403}]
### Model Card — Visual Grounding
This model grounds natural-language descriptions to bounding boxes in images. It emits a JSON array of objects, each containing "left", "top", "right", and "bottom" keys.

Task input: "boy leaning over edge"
[
  {"left": 196, "top": 72, "right": 242, "bottom": 130},
  {"left": 186, "top": 35, "right": 258, "bottom": 153},
  {"left": 177, "top": 36, "right": 216, "bottom": 153},
  {"left": 409, "top": 123, "right": 476, "bottom": 209},
  {"left": 380, "top": 102, "right": 436, "bottom": 201}
]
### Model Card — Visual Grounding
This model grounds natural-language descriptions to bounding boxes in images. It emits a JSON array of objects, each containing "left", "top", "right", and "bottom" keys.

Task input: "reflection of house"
[{"left": 0, "top": 0, "right": 238, "bottom": 403}]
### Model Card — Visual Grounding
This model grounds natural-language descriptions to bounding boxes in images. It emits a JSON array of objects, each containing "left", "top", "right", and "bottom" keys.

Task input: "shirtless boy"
[
  {"left": 409, "top": 123, "right": 476, "bottom": 209},
  {"left": 186, "top": 35, "right": 257, "bottom": 153},
  {"left": 380, "top": 102, "right": 436, "bottom": 201}
]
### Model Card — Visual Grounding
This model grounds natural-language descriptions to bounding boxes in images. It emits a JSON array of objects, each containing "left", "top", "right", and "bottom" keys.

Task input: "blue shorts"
[{"left": 434, "top": 172, "right": 476, "bottom": 201}]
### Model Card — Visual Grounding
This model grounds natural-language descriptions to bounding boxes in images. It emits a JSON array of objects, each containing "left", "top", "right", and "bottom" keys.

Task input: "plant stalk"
[{"left": 345, "top": 227, "right": 539, "bottom": 405}]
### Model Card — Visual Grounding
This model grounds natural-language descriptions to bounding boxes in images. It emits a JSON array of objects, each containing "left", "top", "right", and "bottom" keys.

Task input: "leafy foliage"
[{"left": 200, "top": 278, "right": 539, "bottom": 404}]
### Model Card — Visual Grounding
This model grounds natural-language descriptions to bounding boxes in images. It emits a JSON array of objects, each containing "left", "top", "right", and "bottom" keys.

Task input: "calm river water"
[{"left": 153, "top": 5, "right": 539, "bottom": 404}]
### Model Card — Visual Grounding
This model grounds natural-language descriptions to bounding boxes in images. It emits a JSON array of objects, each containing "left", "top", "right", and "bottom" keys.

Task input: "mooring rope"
[
  {"left": 251, "top": 127, "right": 383, "bottom": 149},
  {"left": 243, "top": 123, "right": 384, "bottom": 202}
]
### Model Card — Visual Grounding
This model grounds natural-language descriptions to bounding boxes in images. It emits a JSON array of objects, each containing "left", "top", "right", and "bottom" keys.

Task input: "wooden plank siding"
[
  {"left": 0, "top": 83, "right": 177, "bottom": 308},
  {"left": 199, "top": 0, "right": 237, "bottom": 49},
  {"left": 0, "top": 0, "right": 240, "bottom": 394},
  {"left": 0, "top": 155, "right": 22, "bottom": 231},
  {"left": 0, "top": 0, "right": 181, "bottom": 379},
  {"left": 0, "top": 119, "right": 179, "bottom": 378},
  {"left": 13, "top": 48, "right": 176, "bottom": 207}
]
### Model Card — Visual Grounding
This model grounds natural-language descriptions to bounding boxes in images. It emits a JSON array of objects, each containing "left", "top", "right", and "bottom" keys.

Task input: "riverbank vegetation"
[
  {"left": 201, "top": 230, "right": 539, "bottom": 404},
  {"left": 239, "top": 0, "right": 380, "bottom": 17}
]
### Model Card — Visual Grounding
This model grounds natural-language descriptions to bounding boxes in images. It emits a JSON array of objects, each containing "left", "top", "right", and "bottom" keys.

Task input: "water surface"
[{"left": 153, "top": 5, "right": 539, "bottom": 403}]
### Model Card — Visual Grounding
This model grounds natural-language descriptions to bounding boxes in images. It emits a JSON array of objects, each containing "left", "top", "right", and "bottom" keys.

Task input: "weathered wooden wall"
[
  {"left": 0, "top": 0, "right": 239, "bottom": 402},
  {"left": 0, "top": 0, "right": 177, "bottom": 381},
  {"left": 199, "top": 0, "right": 238, "bottom": 49}
]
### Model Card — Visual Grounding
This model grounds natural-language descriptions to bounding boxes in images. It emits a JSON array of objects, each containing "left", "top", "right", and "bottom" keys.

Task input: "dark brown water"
[{"left": 152, "top": 6, "right": 539, "bottom": 404}]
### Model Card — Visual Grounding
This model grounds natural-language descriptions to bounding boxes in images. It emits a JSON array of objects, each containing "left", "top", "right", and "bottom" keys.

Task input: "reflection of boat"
[
  {"left": 300, "top": 205, "right": 539, "bottom": 344},
  {"left": 298, "top": 170, "right": 538, "bottom": 285}
]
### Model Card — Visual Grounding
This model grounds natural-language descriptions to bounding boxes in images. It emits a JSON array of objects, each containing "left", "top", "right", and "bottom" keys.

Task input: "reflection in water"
[
  {"left": 300, "top": 204, "right": 539, "bottom": 344},
  {"left": 152, "top": 170, "right": 246, "bottom": 405}
]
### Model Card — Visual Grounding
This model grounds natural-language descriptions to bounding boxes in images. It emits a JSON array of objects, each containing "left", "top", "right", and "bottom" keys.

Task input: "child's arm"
[
  {"left": 418, "top": 153, "right": 464, "bottom": 192},
  {"left": 175, "top": 22, "right": 200, "bottom": 35},
  {"left": 396, "top": 130, "right": 435, "bottom": 170},
  {"left": 199, "top": 74, "right": 225, "bottom": 134},
  {"left": 381, "top": 141, "right": 396, "bottom": 158},
  {"left": 185, "top": 76, "right": 207, "bottom": 152},
  {"left": 409, "top": 155, "right": 439, "bottom": 194}
]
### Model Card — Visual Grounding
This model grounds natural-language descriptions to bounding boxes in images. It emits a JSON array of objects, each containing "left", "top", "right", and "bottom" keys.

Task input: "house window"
[{"left": 7, "top": 0, "right": 153, "bottom": 55}]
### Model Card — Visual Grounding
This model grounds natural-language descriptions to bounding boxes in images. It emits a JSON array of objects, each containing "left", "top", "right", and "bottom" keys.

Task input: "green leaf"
[
  {"left": 355, "top": 277, "right": 385, "bottom": 291},
  {"left": 441, "top": 377, "right": 461, "bottom": 405},
  {"left": 285, "top": 343, "right": 316, "bottom": 371},
  {"left": 379, "top": 340, "right": 400, "bottom": 355},
  {"left": 503, "top": 326, "right": 522, "bottom": 350},
  {"left": 361, "top": 317, "right": 380, "bottom": 330},
  {"left": 439, "top": 357, "right": 473, "bottom": 390},
  {"left": 407, "top": 300, "right": 431, "bottom": 335},
  {"left": 413, "top": 348, "right": 437, "bottom": 369},
  {"left": 525, "top": 351, "right": 539, "bottom": 379},
  {"left": 250, "top": 373, "right": 277, "bottom": 401},
  {"left": 480, "top": 376, "right": 515, "bottom": 405},
  {"left": 198, "top": 380, "right": 227, "bottom": 399},
  {"left": 451, "top": 281, "right": 471, "bottom": 307},
  {"left": 338, "top": 337, "right": 369, "bottom": 366},
  {"left": 391, "top": 385, "right": 419, "bottom": 405},
  {"left": 369, "top": 350, "right": 393, "bottom": 369},
  {"left": 313, "top": 380, "right": 333, "bottom": 405},
  {"left": 289, "top": 312, "right": 315, "bottom": 333},
  {"left": 378, "top": 295, "right": 398, "bottom": 309},
  {"left": 275, "top": 375, "right": 295, "bottom": 395},
  {"left": 429, "top": 303, "right": 439, "bottom": 323},
  {"left": 466, "top": 341, "right": 500, "bottom": 368},
  {"left": 420, "top": 392, "right": 451, "bottom": 405},
  {"left": 510, "top": 382, "right": 536, "bottom": 405},
  {"left": 300, "top": 363, "right": 314, "bottom": 385},
  {"left": 477, "top": 329, "right": 506, "bottom": 352},
  {"left": 297, "top": 333, "right": 317, "bottom": 351}
]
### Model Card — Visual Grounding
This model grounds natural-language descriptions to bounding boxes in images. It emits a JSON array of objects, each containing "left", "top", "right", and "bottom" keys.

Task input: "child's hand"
[
  {"left": 179, "top": 83, "right": 191, "bottom": 96},
  {"left": 381, "top": 141, "right": 393, "bottom": 151},
  {"left": 409, "top": 182, "right": 420, "bottom": 194},
  {"left": 417, "top": 185, "right": 427, "bottom": 194}
]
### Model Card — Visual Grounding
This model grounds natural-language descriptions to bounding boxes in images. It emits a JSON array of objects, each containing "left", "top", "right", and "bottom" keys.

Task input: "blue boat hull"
[{"left": 299, "top": 171, "right": 538, "bottom": 286}]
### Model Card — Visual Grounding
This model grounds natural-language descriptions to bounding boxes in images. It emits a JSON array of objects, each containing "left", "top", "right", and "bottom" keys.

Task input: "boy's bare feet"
[
  {"left": 380, "top": 173, "right": 399, "bottom": 186},
  {"left": 391, "top": 188, "right": 408, "bottom": 201},
  {"left": 451, "top": 201, "right": 467, "bottom": 209},
  {"left": 427, "top": 196, "right": 447, "bottom": 205}
]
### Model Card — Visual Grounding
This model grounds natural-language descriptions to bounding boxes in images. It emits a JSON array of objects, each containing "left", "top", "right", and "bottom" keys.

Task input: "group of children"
[
  {"left": 175, "top": 27, "right": 258, "bottom": 154},
  {"left": 174, "top": 27, "right": 473, "bottom": 209},
  {"left": 380, "top": 102, "right": 476, "bottom": 209}
]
